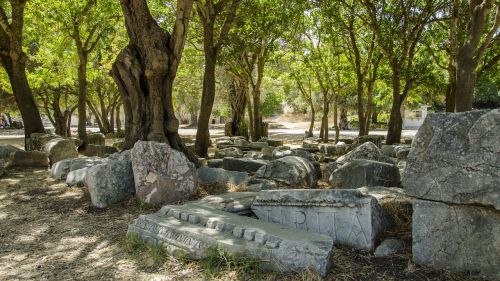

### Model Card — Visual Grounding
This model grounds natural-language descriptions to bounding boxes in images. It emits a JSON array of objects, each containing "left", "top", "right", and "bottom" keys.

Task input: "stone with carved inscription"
[
  {"left": 251, "top": 189, "right": 393, "bottom": 251},
  {"left": 131, "top": 141, "right": 197, "bottom": 206},
  {"left": 127, "top": 203, "right": 334, "bottom": 276}
]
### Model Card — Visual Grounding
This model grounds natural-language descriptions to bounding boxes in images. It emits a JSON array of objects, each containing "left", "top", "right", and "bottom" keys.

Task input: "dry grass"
[{"left": 0, "top": 168, "right": 489, "bottom": 281}]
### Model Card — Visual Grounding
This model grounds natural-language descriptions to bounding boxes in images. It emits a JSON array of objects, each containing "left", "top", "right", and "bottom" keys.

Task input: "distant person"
[{"left": 0, "top": 113, "right": 4, "bottom": 129}]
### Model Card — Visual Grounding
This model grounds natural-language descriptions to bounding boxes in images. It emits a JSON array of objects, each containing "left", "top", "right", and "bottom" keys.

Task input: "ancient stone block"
[
  {"left": 413, "top": 200, "right": 500, "bottom": 280},
  {"left": 329, "top": 159, "right": 400, "bottom": 189},
  {"left": 50, "top": 157, "right": 103, "bottom": 180},
  {"left": 336, "top": 142, "right": 393, "bottom": 165},
  {"left": 84, "top": 159, "right": 135, "bottom": 208},
  {"left": 197, "top": 167, "right": 248, "bottom": 193},
  {"left": 255, "top": 156, "right": 317, "bottom": 188},
  {"left": 7, "top": 151, "right": 49, "bottom": 168},
  {"left": 222, "top": 157, "right": 268, "bottom": 173},
  {"left": 131, "top": 141, "right": 197, "bottom": 206},
  {"left": 404, "top": 109, "right": 500, "bottom": 209},
  {"left": 251, "top": 189, "right": 393, "bottom": 251},
  {"left": 127, "top": 204, "right": 334, "bottom": 276}
]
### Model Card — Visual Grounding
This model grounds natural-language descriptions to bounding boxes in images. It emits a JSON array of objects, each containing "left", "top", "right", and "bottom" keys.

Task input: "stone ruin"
[
  {"left": 403, "top": 109, "right": 499, "bottom": 279},
  {"left": 32, "top": 109, "right": 498, "bottom": 278}
]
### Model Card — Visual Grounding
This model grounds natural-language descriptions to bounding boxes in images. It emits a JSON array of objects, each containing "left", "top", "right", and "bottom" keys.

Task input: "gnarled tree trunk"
[{"left": 111, "top": 0, "right": 198, "bottom": 164}]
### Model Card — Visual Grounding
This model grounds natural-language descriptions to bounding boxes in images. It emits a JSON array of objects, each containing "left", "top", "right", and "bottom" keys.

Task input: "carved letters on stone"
[{"left": 252, "top": 190, "right": 392, "bottom": 251}]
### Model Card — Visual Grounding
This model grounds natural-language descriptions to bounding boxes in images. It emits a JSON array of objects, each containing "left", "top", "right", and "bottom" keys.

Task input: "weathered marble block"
[
  {"left": 413, "top": 200, "right": 500, "bottom": 280},
  {"left": 404, "top": 109, "right": 500, "bottom": 209},
  {"left": 251, "top": 189, "right": 392, "bottom": 251},
  {"left": 127, "top": 204, "right": 334, "bottom": 276}
]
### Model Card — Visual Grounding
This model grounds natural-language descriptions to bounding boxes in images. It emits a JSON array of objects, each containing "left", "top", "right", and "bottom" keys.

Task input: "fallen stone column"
[{"left": 127, "top": 204, "right": 334, "bottom": 276}]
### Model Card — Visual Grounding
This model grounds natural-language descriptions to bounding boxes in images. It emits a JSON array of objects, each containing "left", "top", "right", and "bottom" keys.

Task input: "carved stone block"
[
  {"left": 251, "top": 189, "right": 393, "bottom": 251},
  {"left": 127, "top": 204, "right": 334, "bottom": 276}
]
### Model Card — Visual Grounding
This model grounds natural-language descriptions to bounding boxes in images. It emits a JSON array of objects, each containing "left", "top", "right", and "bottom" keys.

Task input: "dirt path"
[{"left": 0, "top": 169, "right": 485, "bottom": 281}]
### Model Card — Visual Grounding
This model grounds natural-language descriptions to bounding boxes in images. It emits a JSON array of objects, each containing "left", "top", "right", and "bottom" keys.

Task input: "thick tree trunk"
[
  {"left": 339, "top": 108, "right": 348, "bottom": 130},
  {"left": 446, "top": 0, "right": 458, "bottom": 112},
  {"left": 386, "top": 69, "right": 403, "bottom": 144},
  {"left": 77, "top": 53, "right": 89, "bottom": 147},
  {"left": 321, "top": 93, "right": 329, "bottom": 143},
  {"left": 455, "top": 0, "right": 498, "bottom": 112},
  {"left": 356, "top": 75, "right": 366, "bottom": 136},
  {"left": 195, "top": 48, "right": 216, "bottom": 157},
  {"left": 229, "top": 77, "right": 247, "bottom": 137},
  {"left": 115, "top": 104, "right": 122, "bottom": 133},
  {"left": 7, "top": 61, "right": 45, "bottom": 143},
  {"left": 111, "top": 0, "right": 198, "bottom": 164},
  {"left": 307, "top": 98, "right": 315, "bottom": 138},
  {"left": 251, "top": 89, "right": 262, "bottom": 141},
  {"left": 455, "top": 46, "right": 476, "bottom": 112},
  {"left": 109, "top": 104, "right": 115, "bottom": 133},
  {"left": 246, "top": 91, "right": 254, "bottom": 139},
  {"left": 333, "top": 95, "right": 339, "bottom": 143}
]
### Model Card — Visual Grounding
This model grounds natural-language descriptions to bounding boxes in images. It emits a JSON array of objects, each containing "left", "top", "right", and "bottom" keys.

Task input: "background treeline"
[{"left": 0, "top": 0, "right": 498, "bottom": 155}]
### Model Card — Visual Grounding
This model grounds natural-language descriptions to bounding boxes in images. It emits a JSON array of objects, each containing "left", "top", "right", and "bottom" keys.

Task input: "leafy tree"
[
  {"left": 456, "top": 0, "right": 499, "bottom": 111},
  {"left": 194, "top": 0, "right": 241, "bottom": 157},
  {"left": 0, "top": 0, "right": 45, "bottom": 143},
  {"left": 360, "top": 0, "right": 448, "bottom": 144}
]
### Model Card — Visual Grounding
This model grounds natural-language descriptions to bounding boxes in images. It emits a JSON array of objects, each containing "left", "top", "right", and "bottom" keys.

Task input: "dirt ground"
[{"left": 0, "top": 168, "right": 489, "bottom": 281}]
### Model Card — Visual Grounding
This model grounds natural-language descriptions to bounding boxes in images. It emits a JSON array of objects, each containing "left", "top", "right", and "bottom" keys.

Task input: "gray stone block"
[
  {"left": 66, "top": 168, "right": 88, "bottom": 187},
  {"left": 329, "top": 159, "right": 400, "bottom": 189},
  {"left": 207, "top": 159, "right": 223, "bottom": 168},
  {"left": 50, "top": 157, "right": 103, "bottom": 180},
  {"left": 197, "top": 167, "right": 248, "bottom": 192},
  {"left": 251, "top": 189, "right": 393, "bottom": 251},
  {"left": 214, "top": 147, "right": 243, "bottom": 159},
  {"left": 413, "top": 200, "right": 500, "bottom": 280},
  {"left": 404, "top": 109, "right": 500, "bottom": 209},
  {"left": 222, "top": 157, "right": 268, "bottom": 173},
  {"left": 127, "top": 204, "right": 334, "bottom": 276},
  {"left": 374, "top": 238, "right": 405, "bottom": 257},
  {"left": 255, "top": 156, "right": 317, "bottom": 188},
  {"left": 336, "top": 142, "right": 393, "bottom": 165},
  {"left": 84, "top": 159, "right": 135, "bottom": 208},
  {"left": 7, "top": 151, "right": 49, "bottom": 168},
  {"left": 131, "top": 141, "right": 197, "bottom": 206}
]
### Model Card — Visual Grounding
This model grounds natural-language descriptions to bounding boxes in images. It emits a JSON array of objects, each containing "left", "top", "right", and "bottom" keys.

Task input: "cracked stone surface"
[
  {"left": 412, "top": 200, "right": 500, "bottom": 280},
  {"left": 403, "top": 109, "right": 500, "bottom": 209},
  {"left": 127, "top": 203, "right": 334, "bottom": 276},
  {"left": 131, "top": 141, "right": 197, "bottom": 206}
]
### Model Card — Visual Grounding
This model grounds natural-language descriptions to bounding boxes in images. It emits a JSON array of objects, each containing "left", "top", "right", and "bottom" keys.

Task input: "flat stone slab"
[
  {"left": 413, "top": 200, "right": 500, "bottom": 280},
  {"left": 251, "top": 189, "right": 392, "bottom": 251},
  {"left": 128, "top": 204, "right": 334, "bottom": 276},
  {"left": 222, "top": 157, "right": 268, "bottom": 173}
]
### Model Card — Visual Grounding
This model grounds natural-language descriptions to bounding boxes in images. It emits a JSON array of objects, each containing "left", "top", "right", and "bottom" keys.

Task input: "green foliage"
[
  {"left": 122, "top": 234, "right": 146, "bottom": 258},
  {"left": 261, "top": 91, "right": 284, "bottom": 117},
  {"left": 473, "top": 83, "right": 500, "bottom": 109}
]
